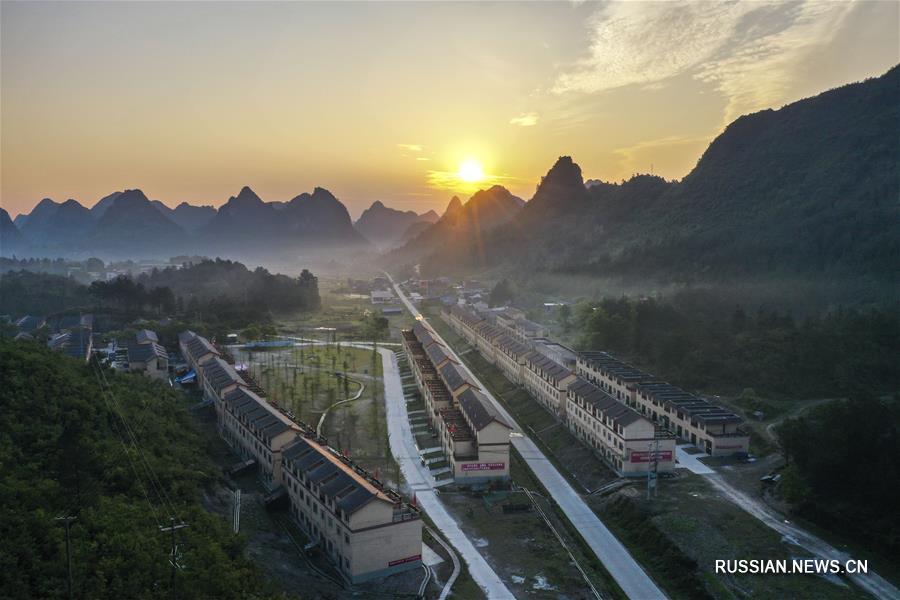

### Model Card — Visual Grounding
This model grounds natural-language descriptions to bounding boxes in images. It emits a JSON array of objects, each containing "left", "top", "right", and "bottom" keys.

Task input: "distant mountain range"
[
  {"left": 395, "top": 65, "right": 899, "bottom": 284},
  {"left": 353, "top": 201, "right": 439, "bottom": 248},
  {"left": 390, "top": 186, "right": 525, "bottom": 266},
  {"left": 4, "top": 65, "right": 896, "bottom": 277},
  {"left": 1, "top": 185, "right": 368, "bottom": 259}
]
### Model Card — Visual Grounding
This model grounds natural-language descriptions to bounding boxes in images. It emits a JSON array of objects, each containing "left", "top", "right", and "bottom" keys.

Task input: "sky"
[{"left": 2, "top": 1, "right": 898, "bottom": 219}]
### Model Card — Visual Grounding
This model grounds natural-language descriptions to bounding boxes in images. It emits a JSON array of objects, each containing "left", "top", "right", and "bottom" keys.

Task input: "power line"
[
  {"left": 54, "top": 515, "right": 77, "bottom": 600},
  {"left": 91, "top": 359, "right": 181, "bottom": 522},
  {"left": 88, "top": 363, "right": 164, "bottom": 527}
]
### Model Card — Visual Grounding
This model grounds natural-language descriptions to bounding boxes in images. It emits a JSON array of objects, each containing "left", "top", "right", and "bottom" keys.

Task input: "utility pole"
[
  {"left": 232, "top": 488, "right": 241, "bottom": 533},
  {"left": 55, "top": 516, "right": 77, "bottom": 600},
  {"left": 646, "top": 439, "right": 660, "bottom": 500},
  {"left": 159, "top": 518, "right": 188, "bottom": 597}
]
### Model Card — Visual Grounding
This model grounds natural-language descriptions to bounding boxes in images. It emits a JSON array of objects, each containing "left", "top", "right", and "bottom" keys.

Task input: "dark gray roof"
[
  {"left": 524, "top": 351, "right": 573, "bottom": 383},
  {"left": 282, "top": 436, "right": 389, "bottom": 515},
  {"left": 201, "top": 357, "right": 246, "bottom": 393},
  {"left": 127, "top": 342, "right": 167, "bottom": 363},
  {"left": 633, "top": 381, "right": 742, "bottom": 424},
  {"left": 185, "top": 335, "right": 219, "bottom": 362},
  {"left": 579, "top": 349, "right": 742, "bottom": 424},
  {"left": 568, "top": 376, "right": 644, "bottom": 428},
  {"left": 577, "top": 351, "right": 651, "bottom": 382},
  {"left": 15, "top": 315, "right": 46, "bottom": 332},
  {"left": 412, "top": 322, "right": 441, "bottom": 348},
  {"left": 425, "top": 342, "right": 453, "bottom": 367},
  {"left": 222, "top": 387, "right": 293, "bottom": 441},
  {"left": 48, "top": 328, "right": 92, "bottom": 362},
  {"left": 439, "top": 362, "right": 477, "bottom": 392},
  {"left": 495, "top": 334, "right": 530, "bottom": 357},
  {"left": 458, "top": 388, "right": 510, "bottom": 431},
  {"left": 136, "top": 329, "right": 159, "bottom": 344},
  {"left": 450, "top": 305, "right": 484, "bottom": 326}
]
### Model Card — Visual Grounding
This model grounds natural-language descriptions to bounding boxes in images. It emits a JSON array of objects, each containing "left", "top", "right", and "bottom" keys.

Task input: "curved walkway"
[{"left": 315, "top": 375, "right": 365, "bottom": 436}]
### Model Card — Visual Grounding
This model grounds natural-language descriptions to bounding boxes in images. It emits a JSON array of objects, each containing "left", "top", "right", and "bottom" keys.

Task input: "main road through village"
[{"left": 385, "top": 274, "right": 667, "bottom": 600}]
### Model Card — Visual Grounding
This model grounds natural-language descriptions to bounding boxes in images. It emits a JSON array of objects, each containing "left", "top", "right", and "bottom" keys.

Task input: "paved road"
[
  {"left": 366, "top": 343, "right": 513, "bottom": 599},
  {"left": 279, "top": 339, "right": 512, "bottom": 597},
  {"left": 704, "top": 473, "right": 900, "bottom": 600},
  {"left": 387, "top": 275, "right": 666, "bottom": 600}
]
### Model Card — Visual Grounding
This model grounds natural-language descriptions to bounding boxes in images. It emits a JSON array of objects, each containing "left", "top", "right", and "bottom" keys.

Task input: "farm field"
[{"left": 231, "top": 342, "right": 399, "bottom": 487}]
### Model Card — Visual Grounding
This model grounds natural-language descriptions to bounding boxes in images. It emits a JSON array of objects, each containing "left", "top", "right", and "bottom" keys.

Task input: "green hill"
[{"left": 0, "top": 341, "right": 269, "bottom": 598}]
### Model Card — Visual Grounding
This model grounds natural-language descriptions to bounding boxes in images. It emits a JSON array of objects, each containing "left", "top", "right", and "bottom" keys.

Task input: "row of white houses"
[
  {"left": 178, "top": 331, "right": 423, "bottom": 583},
  {"left": 444, "top": 306, "right": 686, "bottom": 476},
  {"left": 402, "top": 323, "right": 513, "bottom": 484},
  {"left": 444, "top": 305, "right": 749, "bottom": 459}
]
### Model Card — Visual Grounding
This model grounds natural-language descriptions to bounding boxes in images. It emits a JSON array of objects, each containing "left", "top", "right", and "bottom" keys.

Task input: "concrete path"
[
  {"left": 376, "top": 345, "right": 514, "bottom": 599},
  {"left": 387, "top": 274, "right": 666, "bottom": 600},
  {"left": 675, "top": 445, "right": 715, "bottom": 475}
]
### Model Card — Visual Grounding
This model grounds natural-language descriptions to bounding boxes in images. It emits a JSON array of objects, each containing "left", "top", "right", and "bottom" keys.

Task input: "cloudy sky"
[{"left": 2, "top": 1, "right": 897, "bottom": 218}]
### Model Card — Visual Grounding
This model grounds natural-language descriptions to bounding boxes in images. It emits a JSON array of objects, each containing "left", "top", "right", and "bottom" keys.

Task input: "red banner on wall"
[
  {"left": 389, "top": 554, "right": 422, "bottom": 567},
  {"left": 461, "top": 462, "right": 506, "bottom": 471},
  {"left": 630, "top": 450, "right": 673, "bottom": 463}
]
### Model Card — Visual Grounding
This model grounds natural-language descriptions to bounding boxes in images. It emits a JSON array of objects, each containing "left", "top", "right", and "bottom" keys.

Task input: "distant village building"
[
  {"left": 47, "top": 327, "right": 93, "bottom": 363},
  {"left": 370, "top": 290, "right": 394, "bottom": 304},
  {"left": 126, "top": 329, "right": 168, "bottom": 380},
  {"left": 14, "top": 315, "right": 46, "bottom": 333}
]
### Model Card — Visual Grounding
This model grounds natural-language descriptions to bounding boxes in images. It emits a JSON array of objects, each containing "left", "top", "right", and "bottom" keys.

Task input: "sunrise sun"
[{"left": 458, "top": 158, "right": 485, "bottom": 183}]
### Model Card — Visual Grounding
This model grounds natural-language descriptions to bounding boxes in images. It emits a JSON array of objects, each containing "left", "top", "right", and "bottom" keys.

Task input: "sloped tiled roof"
[
  {"left": 439, "top": 362, "right": 477, "bottom": 392},
  {"left": 128, "top": 342, "right": 167, "bottom": 363},
  {"left": 136, "top": 329, "right": 159, "bottom": 344},
  {"left": 458, "top": 388, "right": 511, "bottom": 431},
  {"left": 568, "top": 377, "right": 644, "bottom": 428},
  {"left": 200, "top": 356, "right": 246, "bottom": 394},
  {"left": 282, "top": 436, "right": 392, "bottom": 515}
]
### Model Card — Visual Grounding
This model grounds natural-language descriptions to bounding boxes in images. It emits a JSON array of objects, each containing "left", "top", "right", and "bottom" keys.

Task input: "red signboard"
[
  {"left": 630, "top": 450, "right": 673, "bottom": 463},
  {"left": 389, "top": 554, "right": 421, "bottom": 567},
  {"left": 461, "top": 462, "right": 506, "bottom": 472}
]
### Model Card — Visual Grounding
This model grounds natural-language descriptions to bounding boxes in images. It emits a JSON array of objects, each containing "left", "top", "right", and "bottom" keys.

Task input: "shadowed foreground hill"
[
  {"left": 407, "top": 66, "right": 900, "bottom": 285},
  {"left": 0, "top": 341, "right": 273, "bottom": 598}
]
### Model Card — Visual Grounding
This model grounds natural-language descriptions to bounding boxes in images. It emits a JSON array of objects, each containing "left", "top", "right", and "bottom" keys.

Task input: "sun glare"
[{"left": 458, "top": 158, "right": 485, "bottom": 183}]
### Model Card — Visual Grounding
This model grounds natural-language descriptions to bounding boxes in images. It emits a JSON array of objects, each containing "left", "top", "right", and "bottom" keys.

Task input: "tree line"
[
  {"left": 569, "top": 294, "right": 900, "bottom": 399},
  {"left": 0, "top": 341, "right": 280, "bottom": 598},
  {"left": 776, "top": 396, "right": 900, "bottom": 561}
]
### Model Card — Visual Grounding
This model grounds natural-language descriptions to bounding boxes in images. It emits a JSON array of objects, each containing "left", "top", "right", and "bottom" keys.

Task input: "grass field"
[{"left": 232, "top": 343, "right": 400, "bottom": 486}]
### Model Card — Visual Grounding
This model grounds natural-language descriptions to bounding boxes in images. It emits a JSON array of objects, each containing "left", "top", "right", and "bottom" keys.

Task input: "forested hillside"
[
  {"left": 0, "top": 342, "right": 273, "bottom": 598},
  {"left": 135, "top": 258, "right": 320, "bottom": 312},
  {"left": 568, "top": 294, "right": 900, "bottom": 398},
  {"left": 776, "top": 397, "right": 900, "bottom": 561},
  {"left": 407, "top": 66, "right": 900, "bottom": 289}
]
